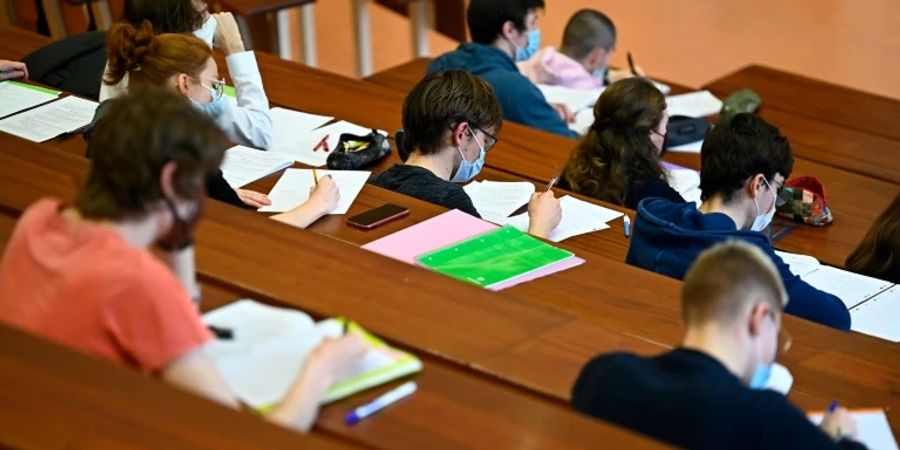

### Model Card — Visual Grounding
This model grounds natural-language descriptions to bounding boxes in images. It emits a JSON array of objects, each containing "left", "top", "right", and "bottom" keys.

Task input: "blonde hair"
[{"left": 681, "top": 240, "right": 788, "bottom": 325}]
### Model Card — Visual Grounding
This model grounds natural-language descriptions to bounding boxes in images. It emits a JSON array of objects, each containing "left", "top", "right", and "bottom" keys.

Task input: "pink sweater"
[{"left": 516, "top": 46, "right": 606, "bottom": 89}]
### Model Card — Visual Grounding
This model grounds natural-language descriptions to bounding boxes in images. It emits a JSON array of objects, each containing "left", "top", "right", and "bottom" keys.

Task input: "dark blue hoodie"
[
  {"left": 427, "top": 43, "right": 580, "bottom": 139},
  {"left": 626, "top": 198, "right": 851, "bottom": 330}
]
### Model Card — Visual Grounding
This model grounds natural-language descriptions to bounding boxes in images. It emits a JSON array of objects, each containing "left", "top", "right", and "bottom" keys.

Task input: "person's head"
[
  {"left": 105, "top": 21, "right": 223, "bottom": 109},
  {"left": 846, "top": 193, "right": 900, "bottom": 283},
  {"left": 122, "top": 0, "right": 203, "bottom": 34},
  {"left": 401, "top": 70, "right": 502, "bottom": 182},
  {"left": 76, "top": 89, "right": 224, "bottom": 243},
  {"left": 682, "top": 240, "right": 789, "bottom": 383},
  {"left": 699, "top": 113, "right": 793, "bottom": 230},
  {"left": 562, "top": 77, "right": 668, "bottom": 205},
  {"left": 467, "top": 0, "right": 545, "bottom": 60},
  {"left": 560, "top": 9, "right": 617, "bottom": 75}
]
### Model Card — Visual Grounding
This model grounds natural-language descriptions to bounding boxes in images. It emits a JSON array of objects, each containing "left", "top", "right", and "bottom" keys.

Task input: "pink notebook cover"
[{"left": 361, "top": 209, "right": 584, "bottom": 290}]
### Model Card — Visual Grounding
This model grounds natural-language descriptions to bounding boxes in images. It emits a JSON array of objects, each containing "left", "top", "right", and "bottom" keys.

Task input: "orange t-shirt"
[{"left": 0, "top": 198, "right": 211, "bottom": 373}]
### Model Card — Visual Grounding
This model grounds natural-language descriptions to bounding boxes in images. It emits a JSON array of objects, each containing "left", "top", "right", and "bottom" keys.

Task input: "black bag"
[
  {"left": 326, "top": 130, "right": 391, "bottom": 170},
  {"left": 665, "top": 115, "right": 710, "bottom": 147}
]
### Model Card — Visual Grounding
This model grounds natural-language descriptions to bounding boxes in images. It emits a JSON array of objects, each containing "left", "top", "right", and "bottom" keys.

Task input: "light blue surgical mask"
[
  {"left": 512, "top": 29, "right": 541, "bottom": 61},
  {"left": 190, "top": 83, "right": 225, "bottom": 117},
  {"left": 451, "top": 128, "right": 486, "bottom": 182},
  {"left": 751, "top": 177, "right": 777, "bottom": 231},
  {"left": 748, "top": 363, "right": 772, "bottom": 390},
  {"left": 592, "top": 67, "right": 607, "bottom": 80}
]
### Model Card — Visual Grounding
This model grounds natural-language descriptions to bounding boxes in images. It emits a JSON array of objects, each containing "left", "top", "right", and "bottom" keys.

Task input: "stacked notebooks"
[{"left": 363, "top": 209, "right": 584, "bottom": 290}]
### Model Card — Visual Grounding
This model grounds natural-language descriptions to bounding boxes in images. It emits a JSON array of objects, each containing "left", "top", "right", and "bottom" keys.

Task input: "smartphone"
[{"left": 347, "top": 203, "right": 410, "bottom": 229}]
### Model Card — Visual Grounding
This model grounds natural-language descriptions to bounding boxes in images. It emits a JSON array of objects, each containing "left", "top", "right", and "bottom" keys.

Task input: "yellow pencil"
[{"left": 312, "top": 167, "right": 318, "bottom": 187}]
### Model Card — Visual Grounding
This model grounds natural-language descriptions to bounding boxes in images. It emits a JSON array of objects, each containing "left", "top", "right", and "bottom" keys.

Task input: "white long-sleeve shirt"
[{"left": 98, "top": 51, "right": 273, "bottom": 150}]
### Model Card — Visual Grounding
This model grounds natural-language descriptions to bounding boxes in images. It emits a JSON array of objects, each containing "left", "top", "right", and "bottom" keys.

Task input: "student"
[
  {"left": 427, "top": 0, "right": 579, "bottom": 138},
  {"left": 845, "top": 192, "right": 900, "bottom": 284},
  {"left": 573, "top": 240, "right": 867, "bottom": 450},
  {"left": 518, "top": 9, "right": 638, "bottom": 89},
  {"left": 101, "top": 0, "right": 273, "bottom": 151},
  {"left": 559, "top": 77, "right": 682, "bottom": 209},
  {"left": 99, "top": 22, "right": 337, "bottom": 226},
  {"left": 626, "top": 113, "right": 850, "bottom": 330},
  {"left": 0, "top": 90, "right": 366, "bottom": 432},
  {"left": 370, "top": 70, "right": 562, "bottom": 238},
  {"left": 0, "top": 60, "right": 28, "bottom": 80}
]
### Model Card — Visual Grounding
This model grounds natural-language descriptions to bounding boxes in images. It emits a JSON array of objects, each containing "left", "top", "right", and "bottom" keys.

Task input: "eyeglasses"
[
  {"left": 767, "top": 310, "right": 793, "bottom": 355},
  {"left": 471, "top": 125, "right": 498, "bottom": 152},
  {"left": 194, "top": 76, "right": 225, "bottom": 100}
]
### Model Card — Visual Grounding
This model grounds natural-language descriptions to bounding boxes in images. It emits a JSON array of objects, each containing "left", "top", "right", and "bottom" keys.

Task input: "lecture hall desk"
[
  {"left": 0, "top": 137, "right": 672, "bottom": 449},
  {"left": 361, "top": 57, "right": 900, "bottom": 268},
  {"left": 1, "top": 133, "right": 898, "bottom": 439}
]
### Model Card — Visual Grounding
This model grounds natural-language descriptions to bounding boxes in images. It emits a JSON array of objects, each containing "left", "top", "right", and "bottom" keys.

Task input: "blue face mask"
[
  {"left": 592, "top": 67, "right": 607, "bottom": 79},
  {"left": 748, "top": 364, "right": 772, "bottom": 390},
  {"left": 451, "top": 128, "right": 486, "bottom": 183},
  {"left": 513, "top": 29, "right": 541, "bottom": 61},
  {"left": 190, "top": 84, "right": 225, "bottom": 117}
]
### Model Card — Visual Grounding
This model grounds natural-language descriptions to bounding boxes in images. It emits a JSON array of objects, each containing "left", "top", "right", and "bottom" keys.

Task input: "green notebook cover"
[{"left": 415, "top": 225, "right": 573, "bottom": 288}]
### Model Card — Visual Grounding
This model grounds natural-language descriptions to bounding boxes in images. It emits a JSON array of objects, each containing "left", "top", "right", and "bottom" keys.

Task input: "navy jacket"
[
  {"left": 427, "top": 43, "right": 579, "bottom": 139},
  {"left": 572, "top": 349, "right": 867, "bottom": 450},
  {"left": 625, "top": 198, "right": 851, "bottom": 330}
]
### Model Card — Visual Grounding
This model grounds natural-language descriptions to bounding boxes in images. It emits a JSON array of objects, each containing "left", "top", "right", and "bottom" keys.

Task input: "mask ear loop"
[{"left": 160, "top": 196, "right": 194, "bottom": 251}]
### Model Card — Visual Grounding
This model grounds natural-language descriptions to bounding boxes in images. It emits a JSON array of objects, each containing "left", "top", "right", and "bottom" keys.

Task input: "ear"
[
  {"left": 746, "top": 173, "right": 767, "bottom": 200},
  {"left": 449, "top": 121, "right": 470, "bottom": 148},
  {"left": 159, "top": 161, "right": 179, "bottom": 199},
  {"left": 173, "top": 73, "right": 193, "bottom": 97},
  {"left": 587, "top": 47, "right": 608, "bottom": 67},
  {"left": 500, "top": 20, "right": 519, "bottom": 40},
  {"left": 747, "top": 301, "right": 769, "bottom": 338}
]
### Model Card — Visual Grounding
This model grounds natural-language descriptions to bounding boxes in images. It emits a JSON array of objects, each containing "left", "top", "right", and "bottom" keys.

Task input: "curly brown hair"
[
  {"left": 561, "top": 77, "right": 666, "bottom": 205},
  {"left": 104, "top": 20, "right": 210, "bottom": 89},
  {"left": 846, "top": 193, "right": 900, "bottom": 283}
]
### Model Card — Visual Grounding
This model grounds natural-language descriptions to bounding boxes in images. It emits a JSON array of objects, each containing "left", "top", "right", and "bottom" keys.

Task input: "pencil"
[{"left": 312, "top": 168, "right": 318, "bottom": 187}]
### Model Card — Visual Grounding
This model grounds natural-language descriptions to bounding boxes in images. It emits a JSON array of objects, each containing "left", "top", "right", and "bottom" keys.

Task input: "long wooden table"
[
  {"left": 361, "top": 58, "right": 900, "bottom": 268},
  {"left": 0, "top": 135, "right": 672, "bottom": 449},
  {"left": 705, "top": 65, "right": 900, "bottom": 184},
  {"left": 2, "top": 132, "right": 898, "bottom": 440}
]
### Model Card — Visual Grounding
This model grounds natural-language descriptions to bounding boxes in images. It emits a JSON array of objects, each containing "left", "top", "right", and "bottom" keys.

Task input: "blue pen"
[
  {"left": 827, "top": 400, "right": 839, "bottom": 414},
  {"left": 345, "top": 381, "right": 417, "bottom": 425},
  {"left": 623, "top": 214, "right": 631, "bottom": 238}
]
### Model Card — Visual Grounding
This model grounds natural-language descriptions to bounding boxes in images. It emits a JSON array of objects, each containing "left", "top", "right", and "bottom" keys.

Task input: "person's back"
[
  {"left": 626, "top": 114, "right": 850, "bottom": 330},
  {"left": 575, "top": 241, "right": 868, "bottom": 450},
  {"left": 428, "top": 0, "right": 578, "bottom": 138}
]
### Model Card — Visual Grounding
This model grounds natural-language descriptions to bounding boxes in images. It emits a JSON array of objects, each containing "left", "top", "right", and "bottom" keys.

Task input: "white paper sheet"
[
  {"left": 221, "top": 145, "right": 295, "bottom": 188},
  {"left": 809, "top": 409, "right": 898, "bottom": 450},
  {"left": 850, "top": 286, "right": 900, "bottom": 342},
  {"left": 774, "top": 250, "right": 821, "bottom": 278},
  {"left": 666, "top": 167, "right": 702, "bottom": 204},
  {"left": 569, "top": 107, "right": 595, "bottom": 135},
  {"left": 271, "top": 119, "right": 387, "bottom": 167},
  {"left": 537, "top": 84, "right": 604, "bottom": 114},
  {"left": 665, "top": 90, "right": 723, "bottom": 118},
  {"left": 668, "top": 139, "right": 703, "bottom": 153},
  {"left": 802, "top": 265, "right": 894, "bottom": 310},
  {"left": 464, "top": 180, "right": 535, "bottom": 223},
  {"left": 0, "top": 95, "right": 97, "bottom": 142},
  {"left": 503, "top": 195, "right": 622, "bottom": 242},
  {"left": 257, "top": 168, "right": 370, "bottom": 214},
  {"left": 0, "top": 81, "right": 60, "bottom": 118}
]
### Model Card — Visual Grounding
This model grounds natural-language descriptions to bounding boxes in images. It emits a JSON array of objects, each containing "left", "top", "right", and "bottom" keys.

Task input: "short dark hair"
[
  {"left": 122, "top": 0, "right": 203, "bottom": 34},
  {"left": 401, "top": 70, "right": 502, "bottom": 156},
  {"left": 467, "top": 0, "right": 545, "bottom": 45},
  {"left": 561, "top": 9, "right": 616, "bottom": 60},
  {"left": 76, "top": 90, "right": 225, "bottom": 220},
  {"left": 699, "top": 114, "right": 794, "bottom": 202}
]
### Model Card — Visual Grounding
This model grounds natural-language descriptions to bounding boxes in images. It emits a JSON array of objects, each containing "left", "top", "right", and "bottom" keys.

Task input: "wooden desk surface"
[
  {"left": 0, "top": 137, "right": 672, "bottom": 449},
  {"left": 361, "top": 57, "right": 900, "bottom": 268},
  {"left": 217, "top": 0, "right": 315, "bottom": 16},
  {"left": 2, "top": 134, "right": 898, "bottom": 439}
]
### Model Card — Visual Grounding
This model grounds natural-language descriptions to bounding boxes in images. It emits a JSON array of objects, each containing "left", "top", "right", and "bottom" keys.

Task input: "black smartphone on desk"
[{"left": 347, "top": 203, "right": 410, "bottom": 229}]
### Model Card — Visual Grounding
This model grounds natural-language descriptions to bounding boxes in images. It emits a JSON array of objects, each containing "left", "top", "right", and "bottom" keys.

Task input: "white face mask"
[
  {"left": 194, "top": 15, "right": 217, "bottom": 47},
  {"left": 750, "top": 177, "right": 777, "bottom": 231}
]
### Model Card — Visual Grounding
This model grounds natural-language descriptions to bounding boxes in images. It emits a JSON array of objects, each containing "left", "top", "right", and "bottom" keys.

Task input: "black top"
[
  {"left": 558, "top": 176, "right": 685, "bottom": 210},
  {"left": 369, "top": 165, "right": 480, "bottom": 217},
  {"left": 571, "top": 349, "right": 867, "bottom": 450}
]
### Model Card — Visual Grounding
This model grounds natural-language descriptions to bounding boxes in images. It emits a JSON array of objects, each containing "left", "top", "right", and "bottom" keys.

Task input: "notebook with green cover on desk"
[{"left": 416, "top": 225, "right": 576, "bottom": 289}]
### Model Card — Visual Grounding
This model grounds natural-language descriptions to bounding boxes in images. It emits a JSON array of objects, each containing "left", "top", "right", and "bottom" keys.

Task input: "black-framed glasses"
[
  {"left": 194, "top": 76, "right": 226, "bottom": 100},
  {"left": 471, "top": 125, "right": 498, "bottom": 152}
]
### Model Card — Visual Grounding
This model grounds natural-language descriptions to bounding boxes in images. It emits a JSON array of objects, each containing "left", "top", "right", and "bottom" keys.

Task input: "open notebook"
[
  {"left": 202, "top": 299, "right": 422, "bottom": 411},
  {"left": 776, "top": 251, "right": 898, "bottom": 342},
  {"left": 808, "top": 409, "right": 898, "bottom": 450}
]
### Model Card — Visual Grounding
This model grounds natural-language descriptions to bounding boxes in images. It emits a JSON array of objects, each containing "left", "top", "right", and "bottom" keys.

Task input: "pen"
[
  {"left": 312, "top": 167, "right": 318, "bottom": 187},
  {"left": 313, "top": 134, "right": 329, "bottom": 152},
  {"left": 345, "top": 381, "right": 417, "bottom": 425},
  {"left": 207, "top": 325, "right": 233, "bottom": 340},
  {"left": 623, "top": 214, "right": 631, "bottom": 238},
  {"left": 627, "top": 52, "right": 638, "bottom": 77},
  {"left": 343, "top": 318, "right": 349, "bottom": 335},
  {"left": 544, "top": 175, "right": 559, "bottom": 192},
  {"left": 827, "top": 400, "right": 839, "bottom": 414}
]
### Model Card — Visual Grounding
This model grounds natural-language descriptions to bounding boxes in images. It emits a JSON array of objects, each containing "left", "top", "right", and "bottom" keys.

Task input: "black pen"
[
  {"left": 627, "top": 52, "right": 638, "bottom": 77},
  {"left": 207, "top": 325, "right": 233, "bottom": 340}
]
